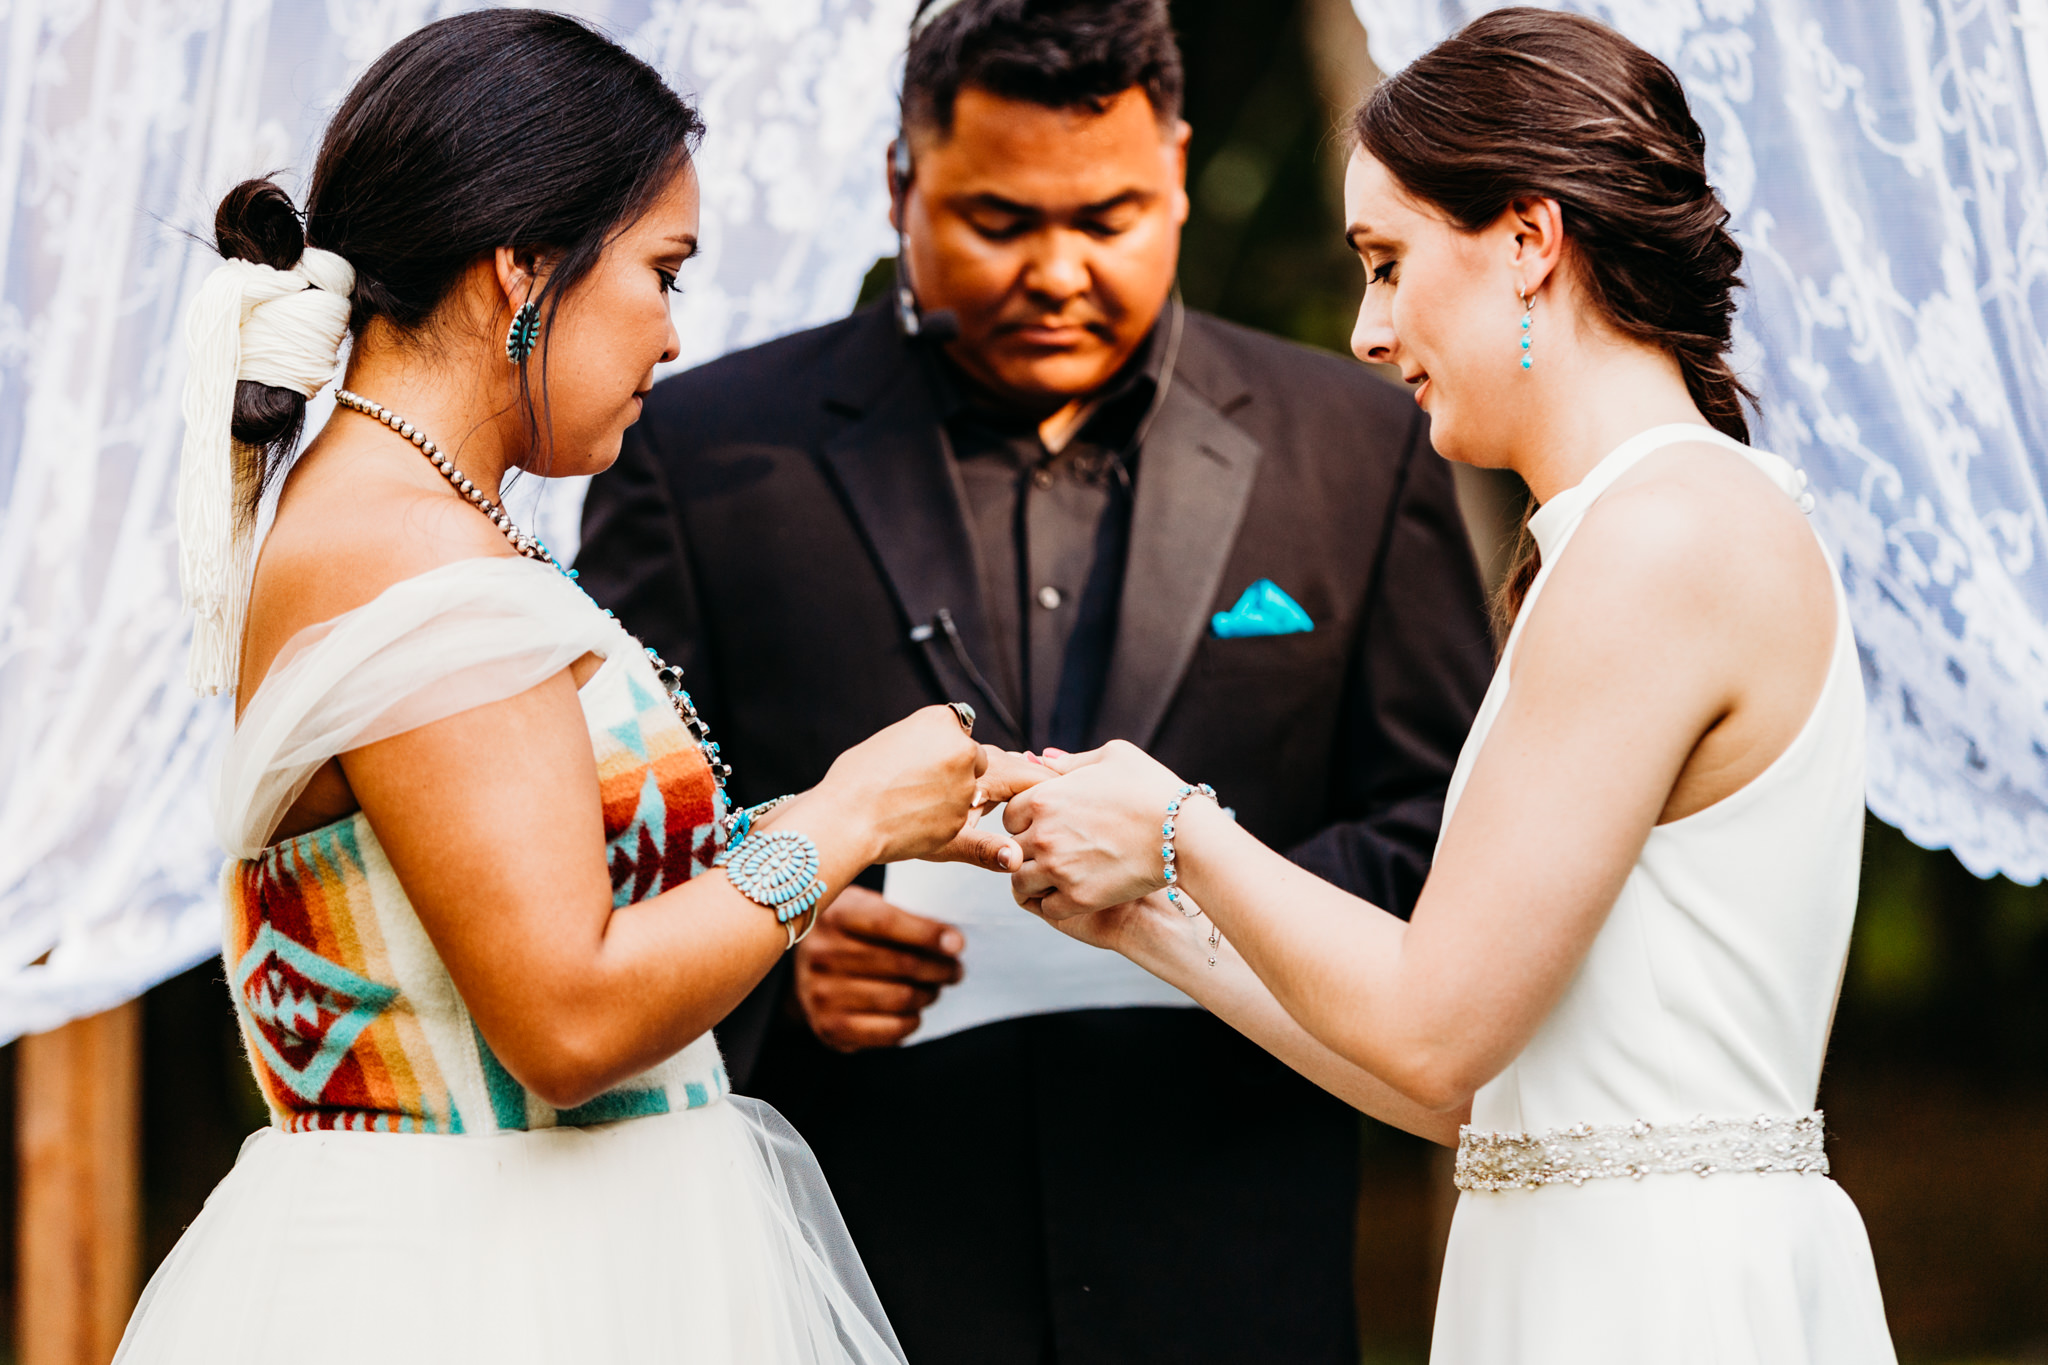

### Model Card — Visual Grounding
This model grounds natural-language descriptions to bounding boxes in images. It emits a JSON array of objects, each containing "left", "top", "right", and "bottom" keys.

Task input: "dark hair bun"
[
  {"left": 208, "top": 10, "right": 705, "bottom": 523},
  {"left": 216, "top": 178, "right": 306, "bottom": 271},
  {"left": 214, "top": 178, "right": 309, "bottom": 457}
]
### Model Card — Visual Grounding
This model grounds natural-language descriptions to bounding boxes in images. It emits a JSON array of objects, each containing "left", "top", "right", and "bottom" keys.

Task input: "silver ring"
[{"left": 949, "top": 701, "right": 976, "bottom": 735}]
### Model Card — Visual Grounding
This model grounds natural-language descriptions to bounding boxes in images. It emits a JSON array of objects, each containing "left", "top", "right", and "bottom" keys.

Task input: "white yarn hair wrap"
[
  {"left": 176, "top": 246, "right": 354, "bottom": 696},
  {"left": 910, "top": 0, "right": 967, "bottom": 39}
]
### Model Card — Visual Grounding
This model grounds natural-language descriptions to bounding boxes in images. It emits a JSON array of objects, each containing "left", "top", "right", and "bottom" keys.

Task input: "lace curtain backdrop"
[
  {"left": 0, "top": 0, "right": 913, "bottom": 1042},
  {"left": 1353, "top": 0, "right": 2048, "bottom": 886}
]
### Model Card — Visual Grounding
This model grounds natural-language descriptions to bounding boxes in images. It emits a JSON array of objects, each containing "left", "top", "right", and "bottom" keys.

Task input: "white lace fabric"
[
  {"left": 1352, "top": 0, "right": 2048, "bottom": 887},
  {"left": 0, "top": 0, "right": 914, "bottom": 1041},
  {"left": 10, "top": 0, "right": 2041, "bottom": 1042}
]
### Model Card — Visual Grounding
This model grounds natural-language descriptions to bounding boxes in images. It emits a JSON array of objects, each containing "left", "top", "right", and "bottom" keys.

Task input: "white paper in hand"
[{"left": 884, "top": 807, "right": 1196, "bottom": 1045}]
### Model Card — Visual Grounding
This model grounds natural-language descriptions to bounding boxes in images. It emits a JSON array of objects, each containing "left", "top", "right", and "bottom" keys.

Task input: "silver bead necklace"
[{"left": 332, "top": 388, "right": 733, "bottom": 794}]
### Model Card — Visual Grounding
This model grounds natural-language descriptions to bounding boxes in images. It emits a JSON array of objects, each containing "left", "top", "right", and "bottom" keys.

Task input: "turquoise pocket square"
[{"left": 1211, "top": 579, "right": 1314, "bottom": 639}]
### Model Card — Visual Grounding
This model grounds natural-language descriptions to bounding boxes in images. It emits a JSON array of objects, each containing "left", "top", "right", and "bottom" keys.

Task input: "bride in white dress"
[
  {"left": 121, "top": 12, "right": 1034, "bottom": 1363},
  {"left": 1000, "top": 10, "right": 1898, "bottom": 1362}
]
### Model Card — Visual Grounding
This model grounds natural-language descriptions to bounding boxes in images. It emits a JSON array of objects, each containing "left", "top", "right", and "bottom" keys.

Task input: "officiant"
[{"left": 575, "top": 0, "right": 1490, "bottom": 1360}]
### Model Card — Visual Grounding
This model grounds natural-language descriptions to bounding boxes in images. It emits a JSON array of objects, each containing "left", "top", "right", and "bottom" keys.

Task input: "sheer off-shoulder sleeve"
[{"left": 218, "top": 556, "right": 635, "bottom": 857}]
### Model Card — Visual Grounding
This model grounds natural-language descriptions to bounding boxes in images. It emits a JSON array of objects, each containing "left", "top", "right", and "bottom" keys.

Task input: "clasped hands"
[
  {"left": 997, "top": 741, "right": 1204, "bottom": 928},
  {"left": 931, "top": 740, "right": 1197, "bottom": 916},
  {"left": 794, "top": 738, "right": 1204, "bottom": 1052}
]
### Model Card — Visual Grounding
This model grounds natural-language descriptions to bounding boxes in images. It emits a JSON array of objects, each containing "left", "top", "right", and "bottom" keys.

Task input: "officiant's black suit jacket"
[{"left": 578, "top": 301, "right": 1491, "bottom": 1365}]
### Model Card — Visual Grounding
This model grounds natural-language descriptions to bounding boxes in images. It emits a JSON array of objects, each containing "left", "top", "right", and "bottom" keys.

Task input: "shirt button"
[
  {"left": 1032, "top": 468, "right": 1054, "bottom": 490},
  {"left": 1037, "top": 585, "right": 1063, "bottom": 610}
]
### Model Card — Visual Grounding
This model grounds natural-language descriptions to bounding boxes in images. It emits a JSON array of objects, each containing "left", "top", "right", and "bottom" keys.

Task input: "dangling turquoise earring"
[
  {"left": 1518, "top": 288, "right": 1534, "bottom": 371},
  {"left": 505, "top": 299, "right": 540, "bottom": 364}
]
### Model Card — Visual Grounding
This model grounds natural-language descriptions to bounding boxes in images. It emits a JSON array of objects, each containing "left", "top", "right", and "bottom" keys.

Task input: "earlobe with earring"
[
  {"left": 505, "top": 299, "right": 540, "bottom": 365},
  {"left": 1518, "top": 288, "right": 1534, "bottom": 371}
]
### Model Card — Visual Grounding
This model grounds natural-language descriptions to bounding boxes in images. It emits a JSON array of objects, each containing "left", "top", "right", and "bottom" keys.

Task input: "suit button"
[
  {"left": 1032, "top": 467, "right": 1054, "bottom": 490},
  {"left": 1036, "top": 585, "right": 1063, "bottom": 610}
]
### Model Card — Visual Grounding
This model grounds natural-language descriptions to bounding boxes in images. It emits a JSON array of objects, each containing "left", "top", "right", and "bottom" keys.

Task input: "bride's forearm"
[
  {"left": 1167, "top": 801, "right": 1491, "bottom": 1112},
  {"left": 463, "top": 787, "right": 879, "bottom": 1110},
  {"left": 1116, "top": 906, "right": 1466, "bottom": 1145}
]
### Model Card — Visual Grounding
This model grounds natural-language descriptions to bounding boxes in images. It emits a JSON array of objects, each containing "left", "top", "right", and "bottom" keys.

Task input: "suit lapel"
[
  {"left": 1092, "top": 357, "right": 1263, "bottom": 749},
  {"left": 817, "top": 327, "right": 1020, "bottom": 747}
]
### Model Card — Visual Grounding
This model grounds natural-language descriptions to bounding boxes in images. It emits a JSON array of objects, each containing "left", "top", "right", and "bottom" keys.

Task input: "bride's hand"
[
  {"left": 1023, "top": 888, "right": 1184, "bottom": 958},
  {"left": 1004, "top": 740, "right": 1188, "bottom": 918},
  {"left": 920, "top": 747, "right": 1053, "bottom": 871},
  {"left": 812, "top": 706, "right": 987, "bottom": 865}
]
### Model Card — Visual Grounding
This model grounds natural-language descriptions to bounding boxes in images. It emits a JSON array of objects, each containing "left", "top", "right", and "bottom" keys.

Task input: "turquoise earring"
[
  {"left": 1518, "top": 289, "right": 1534, "bottom": 371},
  {"left": 505, "top": 299, "right": 540, "bottom": 364}
]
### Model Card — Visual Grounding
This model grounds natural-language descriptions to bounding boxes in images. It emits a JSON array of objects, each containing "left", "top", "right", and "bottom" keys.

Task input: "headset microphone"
[
  {"left": 891, "top": 135, "right": 960, "bottom": 343},
  {"left": 911, "top": 305, "right": 960, "bottom": 343}
]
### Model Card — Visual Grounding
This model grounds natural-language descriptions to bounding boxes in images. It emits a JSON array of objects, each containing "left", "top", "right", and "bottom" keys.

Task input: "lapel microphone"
[{"left": 911, "top": 608, "right": 1021, "bottom": 737}]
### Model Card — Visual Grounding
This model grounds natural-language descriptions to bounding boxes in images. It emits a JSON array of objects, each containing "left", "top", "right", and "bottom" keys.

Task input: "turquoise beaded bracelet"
[
  {"left": 1162, "top": 782, "right": 1217, "bottom": 918},
  {"left": 723, "top": 795, "right": 793, "bottom": 849}
]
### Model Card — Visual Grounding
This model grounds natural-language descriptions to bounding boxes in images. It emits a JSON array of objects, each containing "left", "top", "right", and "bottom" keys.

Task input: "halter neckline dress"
[{"left": 1429, "top": 424, "right": 1897, "bottom": 1364}]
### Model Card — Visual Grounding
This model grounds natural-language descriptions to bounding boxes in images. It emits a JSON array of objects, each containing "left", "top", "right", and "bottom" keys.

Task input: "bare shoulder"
[
  {"left": 1513, "top": 440, "right": 1834, "bottom": 714},
  {"left": 260, "top": 468, "right": 511, "bottom": 614},
  {"left": 241, "top": 437, "right": 514, "bottom": 692},
  {"left": 1558, "top": 441, "right": 1827, "bottom": 621}
]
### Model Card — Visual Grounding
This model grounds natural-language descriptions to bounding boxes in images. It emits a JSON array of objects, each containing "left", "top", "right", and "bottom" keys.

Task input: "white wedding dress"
[
  {"left": 115, "top": 557, "right": 906, "bottom": 1365},
  {"left": 1429, "top": 425, "right": 1897, "bottom": 1364}
]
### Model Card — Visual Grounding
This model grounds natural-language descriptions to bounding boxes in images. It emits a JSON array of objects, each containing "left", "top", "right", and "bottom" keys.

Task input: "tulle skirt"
[{"left": 115, "top": 1096, "right": 906, "bottom": 1364}]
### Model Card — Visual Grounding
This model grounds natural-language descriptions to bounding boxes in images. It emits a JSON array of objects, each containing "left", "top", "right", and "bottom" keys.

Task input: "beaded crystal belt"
[{"left": 1454, "top": 1112, "right": 1828, "bottom": 1192}]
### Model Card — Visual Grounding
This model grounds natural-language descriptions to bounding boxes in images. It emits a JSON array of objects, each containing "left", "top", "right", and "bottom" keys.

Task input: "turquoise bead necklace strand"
[{"left": 333, "top": 388, "right": 730, "bottom": 789}]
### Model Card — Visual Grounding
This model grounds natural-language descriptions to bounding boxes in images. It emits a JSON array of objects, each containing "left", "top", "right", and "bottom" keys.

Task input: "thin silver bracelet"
[{"left": 786, "top": 902, "right": 823, "bottom": 950}]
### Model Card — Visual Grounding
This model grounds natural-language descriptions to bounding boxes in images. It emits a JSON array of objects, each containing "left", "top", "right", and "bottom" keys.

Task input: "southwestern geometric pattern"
[
  {"left": 234, "top": 921, "right": 397, "bottom": 1104},
  {"left": 222, "top": 650, "right": 730, "bottom": 1135},
  {"left": 224, "top": 815, "right": 465, "bottom": 1131},
  {"left": 596, "top": 670, "right": 724, "bottom": 906}
]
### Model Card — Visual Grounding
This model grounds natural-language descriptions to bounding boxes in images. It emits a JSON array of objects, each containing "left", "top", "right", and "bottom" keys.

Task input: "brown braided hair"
[{"left": 1353, "top": 8, "right": 1752, "bottom": 635}]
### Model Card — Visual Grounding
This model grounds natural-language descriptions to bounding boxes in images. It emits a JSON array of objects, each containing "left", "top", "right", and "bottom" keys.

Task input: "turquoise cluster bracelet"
[{"left": 716, "top": 820, "right": 827, "bottom": 948}]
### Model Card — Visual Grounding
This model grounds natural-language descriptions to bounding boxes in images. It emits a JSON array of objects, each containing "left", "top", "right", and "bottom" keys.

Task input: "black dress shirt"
[{"left": 932, "top": 319, "right": 1168, "bottom": 751}]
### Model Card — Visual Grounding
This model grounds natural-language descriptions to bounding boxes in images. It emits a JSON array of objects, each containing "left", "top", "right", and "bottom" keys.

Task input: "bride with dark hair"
[
  {"left": 125, "top": 11, "right": 1024, "bottom": 1362},
  {"left": 1002, "top": 10, "right": 1899, "bottom": 1362}
]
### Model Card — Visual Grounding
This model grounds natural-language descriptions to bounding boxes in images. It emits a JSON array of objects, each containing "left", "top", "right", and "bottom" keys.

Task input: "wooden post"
[{"left": 17, "top": 1001, "right": 142, "bottom": 1365}]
